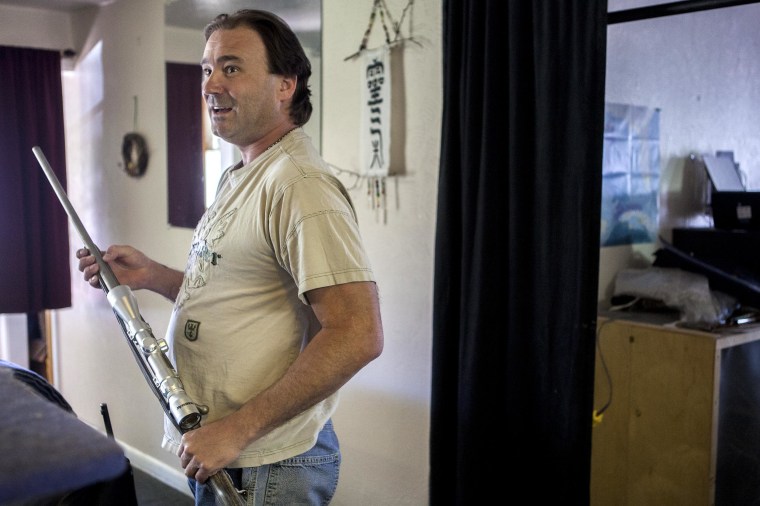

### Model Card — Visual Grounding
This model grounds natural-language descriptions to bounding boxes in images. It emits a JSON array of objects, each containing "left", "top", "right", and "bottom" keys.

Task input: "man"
[{"left": 77, "top": 9, "right": 383, "bottom": 505}]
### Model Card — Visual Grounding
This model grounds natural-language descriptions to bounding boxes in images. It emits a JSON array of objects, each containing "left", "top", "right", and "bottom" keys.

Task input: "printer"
[{"left": 703, "top": 153, "right": 760, "bottom": 230}]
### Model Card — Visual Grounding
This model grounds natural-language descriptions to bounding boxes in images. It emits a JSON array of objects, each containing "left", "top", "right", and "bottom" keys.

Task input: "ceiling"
[{"left": 0, "top": 0, "right": 320, "bottom": 32}]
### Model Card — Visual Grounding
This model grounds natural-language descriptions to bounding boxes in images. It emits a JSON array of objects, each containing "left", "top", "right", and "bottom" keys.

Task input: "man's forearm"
[
  {"left": 237, "top": 329, "right": 378, "bottom": 442},
  {"left": 229, "top": 282, "right": 383, "bottom": 446},
  {"left": 176, "top": 281, "right": 383, "bottom": 481},
  {"left": 148, "top": 262, "right": 184, "bottom": 301}
]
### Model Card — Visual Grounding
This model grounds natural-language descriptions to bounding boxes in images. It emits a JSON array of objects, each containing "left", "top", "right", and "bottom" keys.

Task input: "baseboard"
[{"left": 119, "top": 440, "right": 193, "bottom": 497}]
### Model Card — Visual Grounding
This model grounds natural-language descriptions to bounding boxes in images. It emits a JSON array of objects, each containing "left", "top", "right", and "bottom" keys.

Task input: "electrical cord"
[{"left": 592, "top": 318, "right": 615, "bottom": 427}]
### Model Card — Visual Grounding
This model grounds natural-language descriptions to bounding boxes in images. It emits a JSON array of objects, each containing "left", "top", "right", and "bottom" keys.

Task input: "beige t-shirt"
[{"left": 161, "top": 129, "right": 374, "bottom": 467}]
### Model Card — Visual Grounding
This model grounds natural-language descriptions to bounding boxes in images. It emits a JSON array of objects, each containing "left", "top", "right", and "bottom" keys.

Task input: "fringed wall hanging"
[{"left": 332, "top": 0, "right": 418, "bottom": 224}]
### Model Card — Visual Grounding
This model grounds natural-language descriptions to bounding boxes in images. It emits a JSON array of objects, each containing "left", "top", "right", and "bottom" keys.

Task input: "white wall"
[
  {"left": 0, "top": 3, "right": 75, "bottom": 51},
  {"left": 599, "top": 0, "right": 760, "bottom": 304},
  {"left": 0, "top": 0, "right": 439, "bottom": 503},
  {"left": 323, "top": 2, "right": 440, "bottom": 504}
]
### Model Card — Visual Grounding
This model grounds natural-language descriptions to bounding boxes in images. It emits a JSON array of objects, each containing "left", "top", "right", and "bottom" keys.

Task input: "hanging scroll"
[
  {"left": 338, "top": 0, "right": 418, "bottom": 224},
  {"left": 360, "top": 45, "right": 391, "bottom": 178}
]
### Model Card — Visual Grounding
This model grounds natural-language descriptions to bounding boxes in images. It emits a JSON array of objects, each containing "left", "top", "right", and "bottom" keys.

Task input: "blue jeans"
[{"left": 188, "top": 420, "right": 340, "bottom": 506}]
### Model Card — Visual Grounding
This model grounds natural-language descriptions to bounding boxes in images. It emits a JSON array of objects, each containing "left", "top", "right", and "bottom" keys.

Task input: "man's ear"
[{"left": 279, "top": 76, "right": 297, "bottom": 100}]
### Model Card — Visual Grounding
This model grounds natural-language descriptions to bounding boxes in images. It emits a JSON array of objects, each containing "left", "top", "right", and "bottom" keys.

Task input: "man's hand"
[
  {"left": 77, "top": 245, "right": 151, "bottom": 289},
  {"left": 76, "top": 245, "right": 184, "bottom": 300},
  {"left": 178, "top": 417, "right": 249, "bottom": 483}
]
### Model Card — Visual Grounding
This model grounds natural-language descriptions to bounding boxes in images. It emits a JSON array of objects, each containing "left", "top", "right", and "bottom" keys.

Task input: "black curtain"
[
  {"left": 431, "top": 1, "right": 607, "bottom": 504},
  {"left": 166, "top": 62, "right": 205, "bottom": 229},
  {"left": 0, "top": 46, "right": 70, "bottom": 313}
]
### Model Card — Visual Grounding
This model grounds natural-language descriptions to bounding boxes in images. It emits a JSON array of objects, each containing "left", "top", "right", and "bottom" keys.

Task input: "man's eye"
[
  {"left": 224, "top": 66, "right": 239, "bottom": 75},
  {"left": 201, "top": 67, "right": 211, "bottom": 76}
]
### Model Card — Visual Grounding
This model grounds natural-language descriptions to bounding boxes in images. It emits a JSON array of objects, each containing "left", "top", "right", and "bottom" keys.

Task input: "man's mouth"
[{"left": 211, "top": 106, "right": 232, "bottom": 114}]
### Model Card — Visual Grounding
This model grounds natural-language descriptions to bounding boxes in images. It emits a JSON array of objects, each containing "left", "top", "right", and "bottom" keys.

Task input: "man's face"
[{"left": 201, "top": 27, "right": 283, "bottom": 147}]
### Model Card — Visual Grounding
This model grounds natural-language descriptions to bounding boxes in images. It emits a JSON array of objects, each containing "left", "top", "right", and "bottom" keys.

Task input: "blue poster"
[{"left": 600, "top": 102, "right": 660, "bottom": 247}]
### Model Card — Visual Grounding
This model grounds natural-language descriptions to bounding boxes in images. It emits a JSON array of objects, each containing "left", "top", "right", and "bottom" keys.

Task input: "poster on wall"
[{"left": 600, "top": 102, "right": 661, "bottom": 247}]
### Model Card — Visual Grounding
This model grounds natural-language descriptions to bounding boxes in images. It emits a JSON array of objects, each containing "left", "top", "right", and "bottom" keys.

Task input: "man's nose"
[{"left": 202, "top": 71, "right": 222, "bottom": 95}]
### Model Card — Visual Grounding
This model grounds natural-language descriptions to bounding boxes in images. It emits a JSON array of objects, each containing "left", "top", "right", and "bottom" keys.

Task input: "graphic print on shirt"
[
  {"left": 175, "top": 207, "right": 237, "bottom": 311},
  {"left": 184, "top": 320, "right": 200, "bottom": 341}
]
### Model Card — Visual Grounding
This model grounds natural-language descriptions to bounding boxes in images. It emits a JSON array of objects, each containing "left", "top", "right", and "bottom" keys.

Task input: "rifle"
[{"left": 33, "top": 147, "right": 245, "bottom": 506}]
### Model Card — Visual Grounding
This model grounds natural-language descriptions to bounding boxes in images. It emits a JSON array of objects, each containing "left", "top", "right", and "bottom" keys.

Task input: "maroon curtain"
[
  {"left": 0, "top": 46, "right": 70, "bottom": 313},
  {"left": 166, "top": 62, "right": 205, "bottom": 229}
]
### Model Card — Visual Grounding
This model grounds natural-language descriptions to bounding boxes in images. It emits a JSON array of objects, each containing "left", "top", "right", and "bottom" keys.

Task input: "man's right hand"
[
  {"left": 76, "top": 245, "right": 153, "bottom": 291},
  {"left": 77, "top": 245, "right": 184, "bottom": 301}
]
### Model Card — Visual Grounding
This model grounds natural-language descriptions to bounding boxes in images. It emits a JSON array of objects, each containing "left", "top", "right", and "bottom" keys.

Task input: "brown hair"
[{"left": 204, "top": 9, "right": 312, "bottom": 126}]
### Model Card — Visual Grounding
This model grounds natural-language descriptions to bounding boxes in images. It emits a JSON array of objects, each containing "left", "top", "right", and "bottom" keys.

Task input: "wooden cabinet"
[{"left": 591, "top": 315, "right": 760, "bottom": 506}]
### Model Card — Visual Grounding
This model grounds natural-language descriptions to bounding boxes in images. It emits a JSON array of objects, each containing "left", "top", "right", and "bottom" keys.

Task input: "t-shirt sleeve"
[{"left": 270, "top": 174, "right": 375, "bottom": 303}]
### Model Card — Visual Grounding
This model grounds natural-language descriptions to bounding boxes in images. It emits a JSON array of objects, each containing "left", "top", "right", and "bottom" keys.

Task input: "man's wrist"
[{"left": 152, "top": 262, "right": 183, "bottom": 300}]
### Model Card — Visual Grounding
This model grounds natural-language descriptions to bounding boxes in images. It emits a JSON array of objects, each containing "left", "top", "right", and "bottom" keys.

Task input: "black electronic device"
[
  {"left": 668, "top": 227, "right": 760, "bottom": 307},
  {"left": 711, "top": 192, "right": 760, "bottom": 230},
  {"left": 702, "top": 154, "right": 760, "bottom": 230}
]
